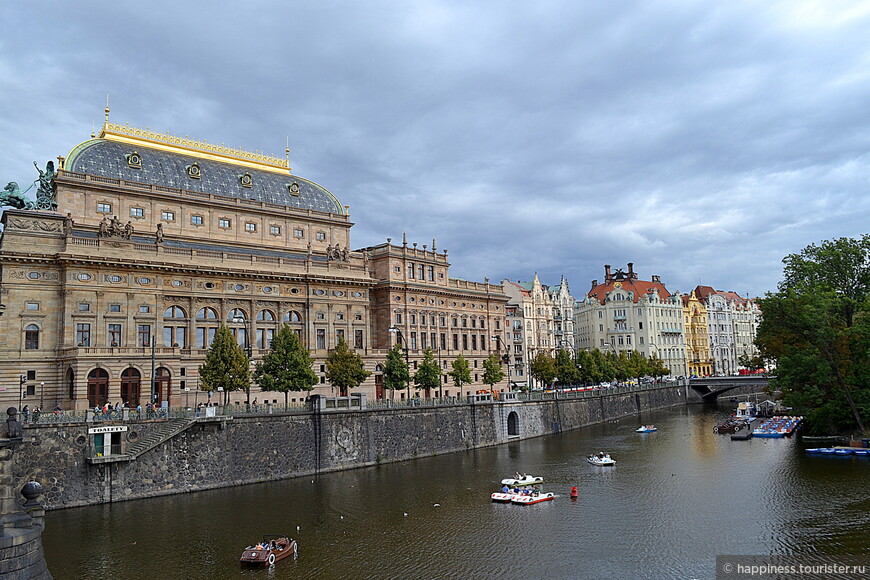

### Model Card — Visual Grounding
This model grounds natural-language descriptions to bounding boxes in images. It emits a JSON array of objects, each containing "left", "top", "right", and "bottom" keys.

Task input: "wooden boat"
[{"left": 240, "top": 536, "right": 297, "bottom": 566}]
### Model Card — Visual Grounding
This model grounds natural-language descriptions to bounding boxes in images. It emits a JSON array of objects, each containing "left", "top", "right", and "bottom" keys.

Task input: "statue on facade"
[
  {"left": 0, "top": 182, "right": 35, "bottom": 210},
  {"left": 326, "top": 244, "right": 335, "bottom": 261},
  {"left": 63, "top": 213, "right": 74, "bottom": 237},
  {"left": 155, "top": 223, "right": 164, "bottom": 244},
  {"left": 123, "top": 221, "right": 133, "bottom": 239},
  {"left": 98, "top": 216, "right": 109, "bottom": 237},
  {"left": 109, "top": 215, "right": 123, "bottom": 236},
  {"left": 33, "top": 161, "right": 57, "bottom": 211},
  {"left": 341, "top": 246, "right": 349, "bottom": 262}
]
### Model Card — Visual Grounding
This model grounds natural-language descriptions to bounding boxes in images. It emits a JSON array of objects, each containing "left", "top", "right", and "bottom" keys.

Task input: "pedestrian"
[{"left": 21, "top": 404, "right": 30, "bottom": 422}]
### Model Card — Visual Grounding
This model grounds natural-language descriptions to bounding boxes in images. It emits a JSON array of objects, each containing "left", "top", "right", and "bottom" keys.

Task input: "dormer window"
[
  {"left": 125, "top": 151, "right": 142, "bottom": 169},
  {"left": 239, "top": 172, "right": 253, "bottom": 188},
  {"left": 186, "top": 162, "right": 201, "bottom": 179},
  {"left": 287, "top": 181, "right": 300, "bottom": 196}
]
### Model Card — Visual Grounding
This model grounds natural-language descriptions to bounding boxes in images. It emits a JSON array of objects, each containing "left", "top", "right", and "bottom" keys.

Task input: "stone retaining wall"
[{"left": 12, "top": 386, "right": 688, "bottom": 509}]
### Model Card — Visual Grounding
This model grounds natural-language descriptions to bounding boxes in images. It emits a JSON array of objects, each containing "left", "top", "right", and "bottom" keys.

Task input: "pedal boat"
[{"left": 240, "top": 536, "right": 297, "bottom": 566}]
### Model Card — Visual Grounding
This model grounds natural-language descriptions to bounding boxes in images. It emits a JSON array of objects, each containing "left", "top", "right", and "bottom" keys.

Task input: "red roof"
[{"left": 588, "top": 279, "right": 671, "bottom": 305}]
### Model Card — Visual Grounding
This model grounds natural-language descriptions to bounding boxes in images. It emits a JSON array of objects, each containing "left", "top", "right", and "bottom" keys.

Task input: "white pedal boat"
[
  {"left": 500, "top": 474, "right": 544, "bottom": 487},
  {"left": 587, "top": 454, "right": 616, "bottom": 466},
  {"left": 511, "top": 492, "right": 555, "bottom": 505}
]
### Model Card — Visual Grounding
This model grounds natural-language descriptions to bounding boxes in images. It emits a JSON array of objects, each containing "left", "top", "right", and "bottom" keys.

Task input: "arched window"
[
  {"left": 87, "top": 368, "right": 109, "bottom": 407},
  {"left": 283, "top": 310, "right": 302, "bottom": 323},
  {"left": 196, "top": 307, "right": 218, "bottom": 320},
  {"left": 120, "top": 367, "right": 141, "bottom": 406},
  {"left": 256, "top": 310, "right": 275, "bottom": 321},
  {"left": 164, "top": 305, "right": 187, "bottom": 318},
  {"left": 24, "top": 324, "right": 39, "bottom": 350},
  {"left": 227, "top": 308, "right": 247, "bottom": 322}
]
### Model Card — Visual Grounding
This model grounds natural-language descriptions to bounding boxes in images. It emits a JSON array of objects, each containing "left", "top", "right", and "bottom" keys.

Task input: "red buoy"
[{"left": 570, "top": 486, "right": 578, "bottom": 498}]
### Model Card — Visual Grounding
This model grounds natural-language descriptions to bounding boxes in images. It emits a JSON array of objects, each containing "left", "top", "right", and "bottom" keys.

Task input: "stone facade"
[{"left": 11, "top": 386, "right": 689, "bottom": 510}]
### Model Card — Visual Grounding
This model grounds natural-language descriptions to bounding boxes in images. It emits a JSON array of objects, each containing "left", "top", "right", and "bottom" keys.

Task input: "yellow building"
[
  {"left": 0, "top": 118, "right": 507, "bottom": 409},
  {"left": 682, "top": 290, "right": 713, "bottom": 376}
]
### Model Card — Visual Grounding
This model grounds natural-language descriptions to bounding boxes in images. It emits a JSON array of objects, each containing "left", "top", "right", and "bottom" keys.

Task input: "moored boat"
[
  {"left": 834, "top": 448, "right": 854, "bottom": 456},
  {"left": 635, "top": 425, "right": 657, "bottom": 433},
  {"left": 240, "top": 536, "right": 297, "bottom": 566},
  {"left": 804, "top": 448, "right": 823, "bottom": 454},
  {"left": 491, "top": 491, "right": 514, "bottom": 502}
]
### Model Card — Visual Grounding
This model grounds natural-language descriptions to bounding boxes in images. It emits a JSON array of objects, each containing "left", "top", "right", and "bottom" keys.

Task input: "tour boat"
[
  {"left": 834, "top": 448, "right": 854, "bottom": 456},
  {"left": 240, "top": 536, "right": 297, "bottom": 567},
  {"left": 511, "top": 492, "right": 555, "bottom": 505},
  {"left": 804, "top": 448, "right": 823, "bottom": 455},
  {"left": 635, "top": 425, "right": 657, "bottom": 433},
  {"left": 500, "top": 474, "right": 544, "bottom": 487},
  {"left": 854, "top": 449, "right": 869, "bottom": 457},
  {"left": 587, "top": 453, "right": 616, "bottom": 466},
  {"left": 819, "top": 448, "right": 837, "bottom": 455}
]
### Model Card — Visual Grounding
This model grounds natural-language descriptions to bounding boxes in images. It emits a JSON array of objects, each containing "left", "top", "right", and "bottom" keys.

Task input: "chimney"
[
  {"left": 627, "top": 262, "right": 635, "bottom": 280},
  {"left": 652, "top": 275, "right": 661, "bottom": 283},
  {"left": 591, "top": 279, "right": 598, "bottom": 290},
  {"left": 604, "top": 264, "right": 612, "bottom": 283}
]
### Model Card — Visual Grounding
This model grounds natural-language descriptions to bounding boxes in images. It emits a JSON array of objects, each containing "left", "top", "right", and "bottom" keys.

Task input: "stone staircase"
[{"left": 124, "top": 417, "right": 196, "bottom": 459}]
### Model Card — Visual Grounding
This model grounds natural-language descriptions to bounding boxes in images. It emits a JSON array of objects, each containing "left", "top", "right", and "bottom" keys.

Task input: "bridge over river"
[{"left": 687, "top": 375, "right": 772, "bottom": 402}]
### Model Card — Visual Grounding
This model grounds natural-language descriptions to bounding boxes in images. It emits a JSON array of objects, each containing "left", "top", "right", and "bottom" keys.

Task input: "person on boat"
[
  {"left": 502, "top": 485, "right": 510, "bottom": 493},
  {"left": 515, "top": 471, "right": 521, "bottom": 479}
]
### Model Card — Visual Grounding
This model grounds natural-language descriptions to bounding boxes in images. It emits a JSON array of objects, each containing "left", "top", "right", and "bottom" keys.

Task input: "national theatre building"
[{"left": 0, "top": 119, "right": 509, "bottom": 410}]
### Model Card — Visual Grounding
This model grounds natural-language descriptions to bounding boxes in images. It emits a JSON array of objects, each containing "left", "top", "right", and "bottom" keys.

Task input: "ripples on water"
[{"left": 42, "top": 405, "right": 869, "bottom": 579}]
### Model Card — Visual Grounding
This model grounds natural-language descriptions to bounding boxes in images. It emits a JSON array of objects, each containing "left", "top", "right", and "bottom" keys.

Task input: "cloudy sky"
[{"left": 3, "top": 1, "right": 869, "bottom": 299}]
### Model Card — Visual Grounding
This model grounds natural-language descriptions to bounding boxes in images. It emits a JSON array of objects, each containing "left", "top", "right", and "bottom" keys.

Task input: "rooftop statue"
[
  {"left": 33, "top": 160, "right": 57, "bottom": 211},
  {"left": 0, "top": 181, "right": 36, "bottom": 210}
]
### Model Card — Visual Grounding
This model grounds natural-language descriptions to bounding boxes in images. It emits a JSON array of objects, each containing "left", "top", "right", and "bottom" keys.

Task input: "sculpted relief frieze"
[{"left": 6, "top": 217, "right": 62, "bottom": 233}]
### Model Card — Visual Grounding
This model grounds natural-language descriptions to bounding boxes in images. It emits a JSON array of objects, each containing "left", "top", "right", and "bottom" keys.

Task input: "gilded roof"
[{"left": 64, "top": 136, "right": 343, "bottom": 214}]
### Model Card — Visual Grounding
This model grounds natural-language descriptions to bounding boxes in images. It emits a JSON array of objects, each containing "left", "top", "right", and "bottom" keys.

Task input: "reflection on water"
[{"left": 42, "top": 405, "right": 870, "bottom": 579}]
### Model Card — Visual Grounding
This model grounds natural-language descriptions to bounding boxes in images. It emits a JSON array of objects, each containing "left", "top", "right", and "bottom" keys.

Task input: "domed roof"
[{"left": 64, "top": 128, "right": 343, "bottom": 214}]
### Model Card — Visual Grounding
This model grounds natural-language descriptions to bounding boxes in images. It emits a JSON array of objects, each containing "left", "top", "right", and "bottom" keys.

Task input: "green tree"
[
  {"left": 252, "top": 325, "right": 318, "bottom": 408},
  {"left": 383, "top": 344, "right": 410, "bottom": 399},
  {"left": 325, "top": 337, "right": 371, "bottom": 397},
  {"left": 482, "top": 353, "right": 506, "bottom": 391},
  {"left": 449, "top": 354, "right": 472, "bottom": 397},
  {"left": 625, "top": 350, "right": 647, "bottom": 384},
  {"left": 554, "top": 348, "right": 580, "bottom": 387},
  {"left": 529, "top": 351, "right": 557, "bottom": 388},
  {"left": 199, "top": 324, "right": 250, "bottom": 405},
  {"left": 757, "top": 235, "right": 870, "bottom": 435},
  {"left": 414, "top": 348, "right": 441, "bottom": 395},
  {"left": 647, "top": 354, "right": 670, "bottom": 379}
]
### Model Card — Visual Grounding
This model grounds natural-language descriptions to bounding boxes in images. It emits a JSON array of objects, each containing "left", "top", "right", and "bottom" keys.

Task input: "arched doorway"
[
  {"left": 87, "top": 368, "right": 109, "bottom": 407},
  {"left": 155, "top": 367, "right": 172, "bottom": 406},
  {"left": 121, "top": 367, "right": 141, "bottom": 407},
  {"left": 507, "top": 411, "right": 519, "bottom": 437},
  {"left": 375, "top": 364, "right": 384, "bottom": 399}
]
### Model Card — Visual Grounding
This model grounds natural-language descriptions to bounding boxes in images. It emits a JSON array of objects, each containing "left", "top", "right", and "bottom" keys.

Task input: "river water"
[{"left": 42, "top": 404, "right": 869, "bottom": 579}]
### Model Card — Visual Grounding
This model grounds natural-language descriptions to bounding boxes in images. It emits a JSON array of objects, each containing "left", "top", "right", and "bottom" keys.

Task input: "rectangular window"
[
  {"left": 245, "top": 222, "right": 257, "bottom": 232},
  {"left": 471, "top": 335, "right": 477, "bottom": 350},
  {"left": 138, "top": 325, "right": 151, "bottom": 347},
  {"left": 418, "top": 264, "right": 424, "bottom": 279},
  {"left": 191, "top": 215, "right": 204, "bottom": 225},
  {"left": 408, "top": 263, "right": 415, "bottom": 279},
  {"left": 219, "top": 218, "right": 231, "bottom": 228},
  {"left": 410, "top": 314, "right": 416, "bottom": 325},
  {"left": 97, "top": 202, "right": 112, "bottom": 213},
  {"left": 316, "top": 329, "right": 326, "bottom": 349},
  {"left": 462, "top": 319, "right": 467, "bottom": 328},
  {"left": 462, "top": 334, "right": 469, "bottom": 350},
  {"left": 78, "top": 303, "right": 90, "bottom": 311},
  {"left": 109, "top": 304, "right": 121, "bottom": 312},
  {"left": 131, "top": 207, "right": 144, "bottom": 218},
  {"left": 26, "top": 302, "right": 39, "bottom": 311},
  {"left": 256, "top": 328, "right": 275, "bottom": 349},
  {"left": 139, "top": 305, "right": 150, "bottom": 313},
  {"left": 430, "top": 332, "right": 436, "bottom": 348},
  {"left": 270, "top": 225, "right": 281, "bottom": 235},
  {"left": 440, "top": 333, "right": 446, "bottom": 350},
  {"left": 336, "top": 329, "right": 344, "bottom": 343},
  {"left": 316, "top": 232, "right": 326, "bottom": 241},
  {"left": 108, "top": 324, "right": 122, "bottom": 347},
  {"left": 440, "top": 316, "right": 446, "bottom": 326},
  {"left": 410, "top": 332, "right": 417, "bottom": 350},
  {"left": 292, "top": 228, "right": 304, "bottom": 238},
  {"left": 453, "top": 334, "right": 459, "bottom": 351},
  {"left": 162, "top": 211, "right": 175, "bottom": 221},
  {"left": 354, "top": 329, "right": 364, "bottom": 349},
  {"left": 453, "top": 318, "right": 458, "bottom": 328},
  {"left": 395, "top": 313, "right": 403, "bottom": 324},
  {"left": 420, "top": 333, "right": 427, "bottom": 349},
  {"left": 76, "top": 323, "right": 91, "bottom": 346},
  {"left": 427, "top": 266, "right": 434, "bottom": 281}
]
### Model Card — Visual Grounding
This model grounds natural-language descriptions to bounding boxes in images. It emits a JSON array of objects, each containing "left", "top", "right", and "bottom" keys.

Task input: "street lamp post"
[
  {"left": 388, "top": 326, "right": 410, "bottom": 399},
  {"left": 491, "top": 335, "right": 515, "bottom": 391},
  {"left": 40, "top": 381, "right": 45, "bottom": 409},
  {"left": 18, "top": 374, "right": 25, "bottom": 412}
]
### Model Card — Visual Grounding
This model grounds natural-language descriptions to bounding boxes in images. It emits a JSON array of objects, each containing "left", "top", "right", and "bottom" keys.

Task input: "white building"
[{"left": 575, "top": 263, "right": 688, "bottom": 377}]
